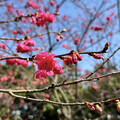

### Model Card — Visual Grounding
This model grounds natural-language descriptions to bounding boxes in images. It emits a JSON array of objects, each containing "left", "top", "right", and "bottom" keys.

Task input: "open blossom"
[
  {"left": 16, "top": 43, "right": 32, "bottom": 53},
  {"left": 23, "top": 38, "right": 35, "bottom": 46},
  {"left": 34, "top": 52, "right": 63, "bottom": 79},
  {"left": 35, "top": 12, "right": 56, "bottom": 27},
  {"left": 6, "top": 59, "right": 28, "bottom": 67}
]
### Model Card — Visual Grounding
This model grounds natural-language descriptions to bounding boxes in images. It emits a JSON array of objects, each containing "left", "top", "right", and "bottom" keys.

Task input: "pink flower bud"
[
  {"left": 50, "top": 1, "right": 55, "bottom": 6},
  {"left": 56, "top": 36, "right": 60, "bottom": 41},
  {"left": 63, "top": 56, "right": 73, "bottom": 65},
  {"left": 93, "top": 54, "right": 102, "bottom": 59},
  {"left": 71, "top": 54, "right": 78, "bottom": 64},
  {"left": 45, "top": 94, "right": 50, "bottom": 98},
  {"left": 105, "top": 42, "right": 109, "bottom": 49},
  {"left": 86, "top": 102, "right": 95, "bottom": 111},
  {"left": 60, "top": 35, "right": 63, "bottom": 39},
  {"left": 95, "top": 104, "right": 102, "bottom": 114},
  {"left": 76, "top": 53, "right": 82, "bottom": 61},
  {"left": 74, "top": 38, "right": 80, "bottom": 45},
  {"left": 115, "top": 100, "right": 120, "bottom": 112}
]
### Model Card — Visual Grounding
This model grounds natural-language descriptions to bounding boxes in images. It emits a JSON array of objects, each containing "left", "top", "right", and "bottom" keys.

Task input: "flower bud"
[
  {"left": 76, "top": 53, "right": 82, "bottom": 61},
  {"left": 61, "top": 29, "right": 66, "bottom": 33},
  {"left": 56, "top": 36, "right": 60, "bottom": 41},
  {"left": 60, "top": 35, "right": 63, "bottom": 39},
  {"left": 63, "top": 56, "right": 72, "bottom": 65},
  {"left": 71, "top": 54, "right": 77, "bottom": 64},
  {"left": 86, "top": 102, "right": 95, "bottom": 111},
  {"left": 95, "top": 104, "right": 102, "bottom": 114},
  {"left": 105, "top": 42, "right": 109, "bottom": 49},
  {"left": 115, "top": 100, "right": 120, "bottom": 113},
  {"left": 50, "top": 1, "right": 55, "bottom": 6},
  {"left": 93, "top": 54, "right": 102, "bottom": 59}
]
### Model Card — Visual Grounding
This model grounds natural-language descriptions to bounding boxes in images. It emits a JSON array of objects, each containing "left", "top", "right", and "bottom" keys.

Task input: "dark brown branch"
[{"left": 0, "top": 71, "right": 119, "bottom": 94}]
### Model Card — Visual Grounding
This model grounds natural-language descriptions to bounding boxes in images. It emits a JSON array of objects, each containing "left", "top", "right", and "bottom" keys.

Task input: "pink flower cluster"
[
  {"left": 31, "top": 12, "right": 56, "bottom": 27},
  {"left": 6, "top": 59, "right": 28, "bottom": 67},
  {"left": 23, "top": 38, "right": 35, "bottom": 46},
  {"left": 34, "top": 52, "right": 63, "bottom": 79},
  {"left": 16, "top": 38, "right": 35, "bottom": 53},
  {"left": 63, "top": 51, "right": 82, "bottom": 65},
  {"left": 86, "top": 102, "right": 102, "bottom": 114}
]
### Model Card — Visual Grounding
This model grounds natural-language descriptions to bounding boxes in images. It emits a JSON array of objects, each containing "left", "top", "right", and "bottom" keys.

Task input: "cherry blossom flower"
[
  {"left": 6, "top": 59, "right": 28, "bottom": 67},
  {"left": 35, "top": 12, "right": 56, "bottom": 27},
  {"left": 34, "top": 52, "right": 63, "bottom": 79},
  {"left": 23, "top": 38, "right": 35, "bottom": 46},
  {"left": 16, "top": 43, "right": 32, "bottom": 53}
]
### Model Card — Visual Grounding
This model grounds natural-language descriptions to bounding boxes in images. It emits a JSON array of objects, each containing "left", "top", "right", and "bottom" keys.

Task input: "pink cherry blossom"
[
  {"left": 16, "top": 43, "right": 32, "bottom": 53},
  {"left": 35, "top": 12, "right": 56, "bottom": 27},
  {"left": 34, "top": 52, "right": 63, "bottom": 79},
  {"left": 23, "top": 39, "right": 35, "bottom": 46},
  {"left": 6, "top": 59, "right": 28, "bottom": 67}
]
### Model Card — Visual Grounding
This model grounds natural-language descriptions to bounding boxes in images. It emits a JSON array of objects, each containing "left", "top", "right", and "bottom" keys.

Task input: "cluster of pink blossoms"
[
  {"left": 63, "top": 51, "right": 82, "bottom": 65},
  {"left": 34, "top": 52, "right": 63, "bottom": 79},
  {"left": 6, "top": 59, "right": 28, "bottom": 67},
  {"left": 16, "top": 38, "right": 36, "bottom": 53},
  {"left": 31, "top": 12, "right": 56, "bottom": 27}
]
